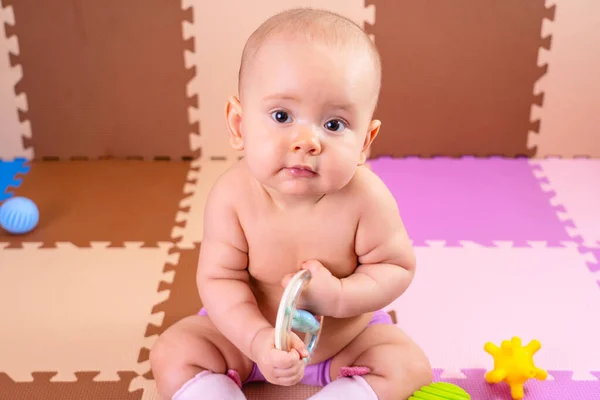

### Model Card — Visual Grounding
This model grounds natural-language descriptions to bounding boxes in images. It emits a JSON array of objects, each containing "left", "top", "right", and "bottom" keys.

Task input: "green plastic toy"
[{"left": 409, "top": 382, "right": 471, "bottom": 399}]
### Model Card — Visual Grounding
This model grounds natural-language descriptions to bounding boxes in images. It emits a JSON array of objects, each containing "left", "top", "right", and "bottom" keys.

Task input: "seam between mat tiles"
[
  {"left": 531, "top": 160, "right": 586, "bottom": 244},
  {"left": 1, "top": 3, "right": 33, "bottom": 160},
  {"left": 526, "top": 0, "right": 556, "bottom": 156},
  {"left": 0, "top": 371, "right": 145, "bottom": 399},
  {"left": 531, "top": 161, "right": 600, "bottom": 286},
  {"left": 171, "top": 158, "right": 200, "bottom": 245},
  {"left": 136, "top": 244, "right": 186, "bottom": 379},
  {"left": 181, "top": 0, "right": 201, "bottom": 159},
  {"left": 412, "top": 240, "right": 581, "bottom": 249},
  {"left": 0, "top": 240, "right": 181, "bottom": 249}
]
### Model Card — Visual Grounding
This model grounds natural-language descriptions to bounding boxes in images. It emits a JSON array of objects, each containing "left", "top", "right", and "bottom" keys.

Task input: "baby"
[{"left": 150, "top": 8, "right": 432, "bottom": 400}]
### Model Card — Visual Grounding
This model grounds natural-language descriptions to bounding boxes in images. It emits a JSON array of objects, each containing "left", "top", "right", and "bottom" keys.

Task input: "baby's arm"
[
  {"left": 334, "top": 173, "right": 416, "bottom": 318},
  {"left": 196, "top": 176, "right": 271, "bottom": 360}
]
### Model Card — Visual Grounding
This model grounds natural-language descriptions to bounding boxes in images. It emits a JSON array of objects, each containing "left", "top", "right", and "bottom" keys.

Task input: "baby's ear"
[
  {"left": 225, "top": 96, "right": 244, "bottom": 151},
  {"left": 358, "top": 119, "right": 381, "bottom": 165}
]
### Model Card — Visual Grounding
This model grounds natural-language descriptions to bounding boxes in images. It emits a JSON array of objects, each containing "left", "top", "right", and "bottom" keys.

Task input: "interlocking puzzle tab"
[
  {"left": 484, "top": 336, "right": 548, "bottom": 399},
  {"left": 0, "top": 158, "right": 29, "bottom": 201}
]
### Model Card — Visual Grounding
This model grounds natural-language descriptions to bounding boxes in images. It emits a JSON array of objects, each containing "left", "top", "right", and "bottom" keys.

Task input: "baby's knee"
[
  {"left": 149, "top": 332, "right": 170, "bottom": 372},
  {"left": 377, "top": 341, "right": 433, "bottom": 399},
  {"left": 149, "top": 323, "right": 215, "bottom": 398},
  {"left": 406, "top": 351, "right": 433, "bottom": 388}
]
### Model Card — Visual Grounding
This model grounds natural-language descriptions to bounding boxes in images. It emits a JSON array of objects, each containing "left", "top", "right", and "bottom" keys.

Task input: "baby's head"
[{"left": 225, "top": 8, "right": 382, "bottom": 199}]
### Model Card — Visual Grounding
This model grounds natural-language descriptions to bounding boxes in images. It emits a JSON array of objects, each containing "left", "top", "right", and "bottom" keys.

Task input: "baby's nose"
[{"left": 292, "top": 129, "right": 321, "bottom": 154}]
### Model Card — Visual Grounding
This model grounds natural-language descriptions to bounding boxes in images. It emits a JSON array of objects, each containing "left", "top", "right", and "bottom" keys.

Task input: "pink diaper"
[{"left": 197, "top": 308, "right": 394, "bottom": 387}]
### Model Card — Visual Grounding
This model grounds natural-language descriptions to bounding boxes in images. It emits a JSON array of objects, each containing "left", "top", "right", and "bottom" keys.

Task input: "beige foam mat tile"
[
  {"left": 173, "top": 158, "right": 237, "bottom": 246},
  {"left": 528, "top": 0, "right": 600, "bottom": 157},
  {"left": 0, "top": 2, "right": 31, "bottom": 160},
  {"left": 0, "top": 242, "right": 176, "bottom": 382},
  {"left": 183, "top": 0, "right": 374, "bottom": 160}
]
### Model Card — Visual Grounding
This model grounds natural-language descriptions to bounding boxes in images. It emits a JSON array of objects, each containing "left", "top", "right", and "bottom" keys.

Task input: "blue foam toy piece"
[
  {"left": 0, "top": 158, "right": 30, "bottom": 202},
  {"left": 0, "top": 196, "right": 39, "bottom": 234}
]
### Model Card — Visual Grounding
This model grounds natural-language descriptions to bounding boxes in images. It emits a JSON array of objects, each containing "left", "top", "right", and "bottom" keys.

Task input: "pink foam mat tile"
[
  {"left": 531, "top": 158, "right": 600, "bottom": 244},
  {"left": 432, "top": 369, "right": 600, "bottom": 399},
  {"left": 385, "top": 243, "right": 600, "bottom": 386},
  {"left": 369, "top": 157, "right": 572, "bottom": 246}
]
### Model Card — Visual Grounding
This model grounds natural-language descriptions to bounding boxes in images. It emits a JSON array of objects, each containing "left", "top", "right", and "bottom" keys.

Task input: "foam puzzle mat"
[{"left": 0, "top": 157, "right": 598, "bottom": 400}]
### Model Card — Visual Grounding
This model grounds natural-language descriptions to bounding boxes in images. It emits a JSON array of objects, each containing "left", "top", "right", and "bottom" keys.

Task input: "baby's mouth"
[{"left": 285, "top": 165, "right": 317, "bottom": 177}]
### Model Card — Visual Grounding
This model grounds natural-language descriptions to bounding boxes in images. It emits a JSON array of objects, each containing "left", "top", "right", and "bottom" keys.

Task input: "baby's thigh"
[
  {"left": 328, "top": 324, "right": 432, "bottom": 397},
  {"left": 150, "top": 314, "right": 254, "bottom": 394}
]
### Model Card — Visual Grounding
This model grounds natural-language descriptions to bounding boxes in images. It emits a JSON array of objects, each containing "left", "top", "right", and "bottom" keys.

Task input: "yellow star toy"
[{"left": 484, "top": 336, "right": 548, "bottom": 399}]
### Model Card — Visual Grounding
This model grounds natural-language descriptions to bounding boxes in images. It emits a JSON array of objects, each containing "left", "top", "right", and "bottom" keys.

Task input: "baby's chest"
[{"left": 244, "top": 215, "right": 358, "bottom": 281}]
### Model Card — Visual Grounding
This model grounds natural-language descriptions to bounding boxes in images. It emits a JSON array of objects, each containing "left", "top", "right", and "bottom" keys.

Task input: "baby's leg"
[
  {"left": 315, "top": 322, "right": 432, "bottom": 400},
  {"left": 150, "top": 313, "right": 254, "bottom": 399}
]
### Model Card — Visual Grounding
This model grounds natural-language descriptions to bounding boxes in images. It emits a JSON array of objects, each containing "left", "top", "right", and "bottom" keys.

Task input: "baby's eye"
[
  {"left": 271, "top": 110, "right": 291, "bottom": 124},
  {"left": 324, "top": 119, "right": 346, "bottom": 132}
]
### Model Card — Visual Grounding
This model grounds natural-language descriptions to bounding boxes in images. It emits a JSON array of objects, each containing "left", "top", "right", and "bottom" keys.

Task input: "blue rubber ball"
[{"left": 0, "top": 196, "right": 39, "bottom": 234}]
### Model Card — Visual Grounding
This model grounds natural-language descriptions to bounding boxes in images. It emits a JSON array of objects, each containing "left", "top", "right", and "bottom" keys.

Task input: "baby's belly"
[{"left": 251, "top": 281, "right": 374, "bottom": 364}]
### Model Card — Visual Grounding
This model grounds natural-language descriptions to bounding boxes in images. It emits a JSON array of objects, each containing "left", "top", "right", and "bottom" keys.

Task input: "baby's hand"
[
  {"left": 252, "top": 327, "right": 308, "bottom": 386},
  {"left": 281, "top": 260, "right": 343, "bottom": 317}
]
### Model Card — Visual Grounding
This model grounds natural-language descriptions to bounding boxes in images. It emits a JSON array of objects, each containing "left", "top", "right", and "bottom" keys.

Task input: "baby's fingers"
[
  {"left": 269, "top": 348, "right": 300, "bottom": 370},
  {"left": 273, "top": 362, "right": 304, "bottom": 378},
  {"left": 288, "top": 332, "right": 309, "bottom": 359},
  {"left": 273, "top": 363, "right": 305, "bottom": 386}
]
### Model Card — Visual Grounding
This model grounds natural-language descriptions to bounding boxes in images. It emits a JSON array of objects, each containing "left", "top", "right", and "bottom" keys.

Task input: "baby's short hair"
[{"left": 238, "top": 8, "right": 381, "bottom": 99}]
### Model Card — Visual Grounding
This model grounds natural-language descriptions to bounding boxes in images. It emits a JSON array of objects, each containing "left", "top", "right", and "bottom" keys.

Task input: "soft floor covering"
[{"left": 0, "top": 157, "right": 598, "bottom": 399}]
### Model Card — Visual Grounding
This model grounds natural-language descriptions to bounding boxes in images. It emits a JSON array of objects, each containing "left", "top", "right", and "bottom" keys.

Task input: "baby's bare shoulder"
[
  {"left": 202, "top": 160, "right": 250, "bottom": 250},
  {"left": 344, "top": 166, "right": 397, "bottom": 207},
  {"left": 206, "top": 160, "right": 251, "bottom": 205}
]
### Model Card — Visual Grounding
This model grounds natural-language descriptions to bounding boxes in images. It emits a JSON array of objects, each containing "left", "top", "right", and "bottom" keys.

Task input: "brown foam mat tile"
[
  {"left": 365, "top": 0, "right": 555, "bottom": 157},
  {"left": 173, "top": 158, "right": 238, "bottom": 247},
  {"left": 0, "top": 160, "right": 191, "bottom": 248},
  {"left": 0, "top": 371, "right": 144, "bottom": 400},
  {"left": 0, "top": 242, "right": 176, "bottom": 382},
  {"left": 139, "top": 243, "right": 202, "bottom": 378},
  {"left": 243, "top": 382, "right": 320, "bottom": 399},
  {"left": 3, "top": 0, "right": 195, "bottom": 160}
]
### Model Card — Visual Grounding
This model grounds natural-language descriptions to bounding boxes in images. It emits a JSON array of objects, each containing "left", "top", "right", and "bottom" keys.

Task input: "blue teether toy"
[
  {"left": 275, "top": 269, "right": 323, "bottom": 363},
  {"left": 0, "top": 196, "right": 39, "bottom": 234}
]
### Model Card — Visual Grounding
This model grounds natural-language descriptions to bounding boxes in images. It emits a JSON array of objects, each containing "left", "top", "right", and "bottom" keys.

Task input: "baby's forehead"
[
  {"left": 239, "top": 10, "right": 380, "bottom": 86},
  {"left": 241, "top": 32, "right": 379, "bottom": 94}
]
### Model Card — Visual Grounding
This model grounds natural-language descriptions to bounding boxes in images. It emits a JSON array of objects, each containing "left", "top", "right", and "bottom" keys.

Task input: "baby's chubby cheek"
[{"left": 321, "top": 160, "right": 357, "bottom": 190}]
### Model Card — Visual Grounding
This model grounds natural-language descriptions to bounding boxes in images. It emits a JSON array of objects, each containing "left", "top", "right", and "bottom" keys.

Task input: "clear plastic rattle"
[{"left": 274, "top": 269, "right": 324, "bottom": 363}]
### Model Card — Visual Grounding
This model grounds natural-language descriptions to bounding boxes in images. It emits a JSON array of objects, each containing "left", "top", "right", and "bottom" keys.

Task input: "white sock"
[
  {"left": 172, "top": 370, "right": 246, "bottom": 400},
  {"left": 308, "top": 376, "right": 378, "bottom": 399}
]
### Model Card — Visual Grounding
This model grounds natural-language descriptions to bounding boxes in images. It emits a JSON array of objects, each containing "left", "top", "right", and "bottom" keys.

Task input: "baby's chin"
[{"left": 276, "top": 180, "right": 348, "bottom": 198}]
